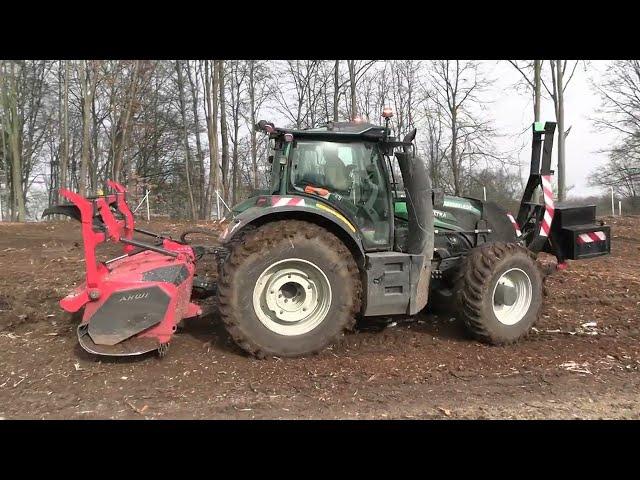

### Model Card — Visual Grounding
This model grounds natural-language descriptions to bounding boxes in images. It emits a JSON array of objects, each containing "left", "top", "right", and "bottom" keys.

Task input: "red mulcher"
[{"left": 43, "top": 181, "right": 217, "bottom": 357}]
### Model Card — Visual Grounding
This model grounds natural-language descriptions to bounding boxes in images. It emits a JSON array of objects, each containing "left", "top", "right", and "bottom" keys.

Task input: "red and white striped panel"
[
  {"left": 271, "top": 196, "right": 306, "bottom": 207},
  {"left": 539, "top": 175, "right": 555, "bottom": 237},
  {"left": 576, "top": 231, "right": 607, "bottom": 245},
  {"left": 506, "top": 213, "right": 522, "bottom": 237}
]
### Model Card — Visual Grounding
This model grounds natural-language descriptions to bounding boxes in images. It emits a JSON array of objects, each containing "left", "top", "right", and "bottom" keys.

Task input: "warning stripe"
[
  {"left": 576, "top": 231, "right": 607, "bottom": 244},
  {"left": 506, "top": 213, "right": 522, "bottom": 237},
  {"left": 539, "top": 175, "right": 555, "bottom": 237},
  {"left": 271, "top": 196, "right": 305, "bottom": 207}
]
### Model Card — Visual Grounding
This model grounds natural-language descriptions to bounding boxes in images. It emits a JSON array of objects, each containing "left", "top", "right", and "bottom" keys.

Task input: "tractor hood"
[
  {"left": 395, "top": 194, "right": 482, "bottom": 232},
  {"left": 436, "top": 195, "right": 483, "bottom": 231}
]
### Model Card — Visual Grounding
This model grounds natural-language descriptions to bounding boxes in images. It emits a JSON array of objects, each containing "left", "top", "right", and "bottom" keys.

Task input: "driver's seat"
[{"left": 323, "top": 152, "right": 350, "bottom": 192}]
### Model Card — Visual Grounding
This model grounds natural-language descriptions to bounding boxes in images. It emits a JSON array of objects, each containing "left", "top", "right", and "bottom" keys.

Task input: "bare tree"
[
  {"left": 185, "top": 61, "right": 207, "bottom": 216},
  {"left": 58, "top": 60, "right": 70, "bottom": 201},
  {"left": 389, "top": 60, "right": 422, "bottom": 139},
  {"left": 272, "top": 60, "right": 321, "bottom": 128},
  {"left": 592, "top": 60, "right": 640, "bottom": 144},
  {"left": 78, "top": 60, "right": 95, "bottom": 196},
  {"left": 175, "top": 60, "right": 197, "bottom": 220},
  {"left": 217, "top": 61, "right": 230, "bottom": 204},
  {"left": 428, "top": 60, "right": 498, "bottom": 196},
  {"left": 589, "top": 60, "right": 640, "bottom": 208},
  {"left": 346, "top": 60, "right": 376, "bottom": 120},
  {"left": 110, "top": 61, "right": 142, "bottom": 185},
  {"left": 588, "top": 139, "right": 639, "bottom": 209},
  {"left": 333, "top": 60, "right": 340, "bottom": 122},
  {"left": 226, "top": 61, "right": 247, "bottom": 205},
  {"left": 507, "top": 60, "right": 543, "bottom": 122},
  {"left": 422, "top": 102, "right": 447, "bottom": 189},
  {"left": 243, "top": 60, "right": 272, "bottom": 190},
  {"left": 540, "top": 60, "right": 581, "bottom": 201},
  {"left": 0, "top": 61, "right": 26, "bottom": 220},
  {"left": 203, "top": 59, "right": 220, "bottom": 218}
]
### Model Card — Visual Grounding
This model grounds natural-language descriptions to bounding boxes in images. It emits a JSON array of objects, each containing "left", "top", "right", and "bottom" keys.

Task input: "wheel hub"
[
  {"left": 253, "top": 259, "right": 332, "bottom": 336},
  {"left": 264, "top": 271, "right": 315, "bottom": 323},
  {"left": 492, "top": 268, "right": 533, "bottom": 326}
]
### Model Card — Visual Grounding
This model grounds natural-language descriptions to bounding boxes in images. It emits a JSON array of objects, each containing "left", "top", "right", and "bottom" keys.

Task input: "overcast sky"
[{"left": 489, "top": 60, "right": 615, "bottom": 197}]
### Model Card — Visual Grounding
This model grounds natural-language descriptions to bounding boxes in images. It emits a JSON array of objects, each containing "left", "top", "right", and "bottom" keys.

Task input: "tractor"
[{"left": 44, "top": 111, "right": 611, "bottom": 358}]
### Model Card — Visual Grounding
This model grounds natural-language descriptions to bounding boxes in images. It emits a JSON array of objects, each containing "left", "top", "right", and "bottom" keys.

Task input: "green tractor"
[
  {"left": 45, "top": 110, "right": 611, "bottom": 359},
  {"left": 215, "top": 112, "right": 611, "bottom": 357}
]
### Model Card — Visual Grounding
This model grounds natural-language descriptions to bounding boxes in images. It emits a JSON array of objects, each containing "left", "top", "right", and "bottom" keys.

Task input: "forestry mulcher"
[{"left": 44, "top": 112, "right": 611, "bottom": 358}]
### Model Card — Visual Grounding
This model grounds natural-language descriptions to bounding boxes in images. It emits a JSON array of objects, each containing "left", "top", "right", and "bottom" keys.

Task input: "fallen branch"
[{"left": 125, "top": 399, "right": 148, "bottom": 416}]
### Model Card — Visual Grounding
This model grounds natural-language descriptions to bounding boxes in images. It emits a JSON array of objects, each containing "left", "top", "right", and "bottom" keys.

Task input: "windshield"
[{"left": 288, "top": 140, "right": 390, "bottom": 248}]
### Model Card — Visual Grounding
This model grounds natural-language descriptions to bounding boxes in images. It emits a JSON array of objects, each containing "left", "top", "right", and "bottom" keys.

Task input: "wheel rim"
[
  {"left": 491, "top": 268, "right": 533, "bottom": 326},
  {"left": 252, "top": 258, "right": 332, "bottom": 336}
]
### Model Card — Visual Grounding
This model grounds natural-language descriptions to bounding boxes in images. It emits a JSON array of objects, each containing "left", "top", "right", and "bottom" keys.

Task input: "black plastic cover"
[{"left": 88, "top": 286, "right": 169, "bottom": 345}]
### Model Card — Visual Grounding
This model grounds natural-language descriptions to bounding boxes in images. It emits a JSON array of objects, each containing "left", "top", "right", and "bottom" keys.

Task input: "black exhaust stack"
[
  {"left": 395, "top": 129, "right": 434, "bottom": 257},
  {"left": 395, "top": 129, "right": 434, "bottom": 313}
]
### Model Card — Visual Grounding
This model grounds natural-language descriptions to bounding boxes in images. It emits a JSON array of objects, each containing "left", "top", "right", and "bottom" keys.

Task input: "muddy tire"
[
  {"left": 454, "top": 242, "right": 543, "bottom": 345},
  {"left": 217, "top": 220, "right": 361, "bottom": 358}
]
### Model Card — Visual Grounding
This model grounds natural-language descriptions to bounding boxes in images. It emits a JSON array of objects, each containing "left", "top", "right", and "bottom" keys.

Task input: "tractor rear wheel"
[
  {"left": 454, "top": 242, "right": 543, "bottom": 345},
  {"left": 217, "top": 220, "right": 361, "bottom": 358}
]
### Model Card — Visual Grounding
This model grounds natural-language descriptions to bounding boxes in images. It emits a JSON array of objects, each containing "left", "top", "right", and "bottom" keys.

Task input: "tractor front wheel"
[
  {"left": 217, "top": 220, "right": 361, "bottom": 358},
  {"left": 455, "top": 242, "right": 543, "bottom": 344}
]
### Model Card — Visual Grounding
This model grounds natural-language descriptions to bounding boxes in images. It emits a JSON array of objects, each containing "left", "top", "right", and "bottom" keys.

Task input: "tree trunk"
[
  {"left": 60, "top": 60, "right": 69, "bottom": 200},
  {"left": 90, "top": 71, "right": 100, "bottom": 192},
  {"left": 333, "top": 60, "right": 339, "bottom": 122},
  {"left": 1, "top": 62, "right": 26, "bottom": 221},
  {"left": 533, "top": 60, "right": 541, "bottom": 122},
  {"left": 175, "top": 60, "right": 198, "bottom": 220},
  {"left": 451, "top": 118, "right": 460, "bottom": 195},
  {"left": 186, "top": 61, "right": 206, "bottom": 217},
  {"left": 232, "top": 144, "right": 238, "bottom": 206},
  {"left": 79, "top": 61, "right": 92, "bottom": 196},
  {"left": 248, "top": 61, "right": 258, "bottom": 190},
  {"left": 218, "top": 62, "right": 230, "bottom": 204},
  {"left": 0, "top": 117, "right": 7, "bottom": 220},
  {"left": 112, "top": 61, "right": 140, "bottom": 184},
  {"left": 203, "top": 60, "right": 220, "bottom": 219},
  {"left": 348, "top": 60, "right": 357, "bottom": 119},
  {"left": 556, "top": 59, "right": 566, "bottom": 202}
]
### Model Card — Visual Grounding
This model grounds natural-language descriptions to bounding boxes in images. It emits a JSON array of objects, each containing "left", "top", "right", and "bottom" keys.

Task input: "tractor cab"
[{"left": 250, "top": 117, "right": 422, "bottom": 252}]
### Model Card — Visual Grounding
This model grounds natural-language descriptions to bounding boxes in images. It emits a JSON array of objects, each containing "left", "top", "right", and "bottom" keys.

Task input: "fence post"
[
  {"left": 611, "top": 187, "right": 615, "bottom": 216},
  {"left": 146, "top": 187, "right": 151, "bottom": 221}
]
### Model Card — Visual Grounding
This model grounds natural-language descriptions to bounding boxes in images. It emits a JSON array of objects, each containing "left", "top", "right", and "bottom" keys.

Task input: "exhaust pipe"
[
  {"left": 395, "top": 129, "right": 434, "bottom": 314},
  {"left": 395, "top": 130, "right": 434, "bottom": 258}
]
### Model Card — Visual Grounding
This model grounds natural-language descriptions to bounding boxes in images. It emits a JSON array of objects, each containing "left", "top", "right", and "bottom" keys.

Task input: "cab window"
[{"left": 289, "top": 140, "right": 390, "bottom": 248}]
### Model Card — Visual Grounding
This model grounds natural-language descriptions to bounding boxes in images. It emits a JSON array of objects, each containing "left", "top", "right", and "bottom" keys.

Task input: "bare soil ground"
[{"left": 1, "top": 216, "right": 639, "bottom": 419}]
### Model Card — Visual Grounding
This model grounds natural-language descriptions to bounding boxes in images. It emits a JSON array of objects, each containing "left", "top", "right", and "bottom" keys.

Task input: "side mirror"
[{"left": 403, "top": 128, "right": 417, "bottom": 144}]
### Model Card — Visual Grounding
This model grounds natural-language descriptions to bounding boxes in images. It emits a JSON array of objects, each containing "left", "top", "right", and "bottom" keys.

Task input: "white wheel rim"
[
  {"left": 252, "top": 258, "right": 332, "bottom": 336},
  {"left": 491, "top": 268, "right": 533, "bottom": 326}
]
